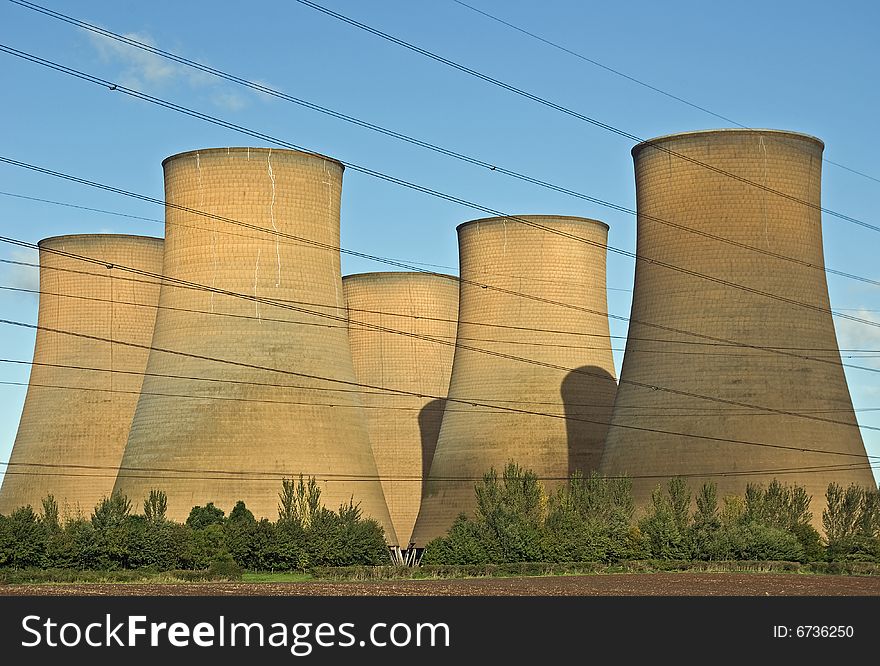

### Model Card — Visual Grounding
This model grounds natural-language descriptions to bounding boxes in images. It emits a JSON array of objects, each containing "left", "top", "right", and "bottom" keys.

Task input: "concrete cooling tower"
[
  {"left": 0, "top": 234, "right": 163, "bottom": 516},
  {"left": 114, "top": 147, "right": 396, "bottom": 543},
  {"left": 343, "top": 272, "right": 459, "bottom": 546},
  {"left": 411, "top": 215, "right": 618, "bottom": 546},
  {"left": 600, "top": 129, "right": 875, "bottom": 523}
]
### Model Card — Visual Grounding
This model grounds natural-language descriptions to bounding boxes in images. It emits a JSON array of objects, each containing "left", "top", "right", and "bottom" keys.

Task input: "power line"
[
  {"left": 4, "top": 5, "right": 879, "bottom": 295},
  {"left": 448, "top": 0, "right": 880, "bottom": 186},
  {"left": 0, "top": 190, "right": 162, "bottom": 225},
  {"left": 450, "top": 0, "right": 744, "bottom": 127},
  {"left": 0, "top": 49, "right": 873, "bottom": 424},
  {"left": 3, "top": 256, "right": 876, "bottom": 354},
  {"left": 1, "top": 313, "right": 878, "bottom": 460},
  {"left": 3, "top": 47, "right": 880, "bottom": 402},
  {"left": 3, "top": 282, "right": 878, "bottom": 362},
  {"left": 3, "top": 46, "right": 879, "bottom": 343},
  {"left": 0, "top": 189, "right": 633, "bottom": 291},
  {"left": 3, "top": 232, "right": 878, "bottom": 435},
  {"left": 0, "top": 157, "right": 877, "bottom": 438},
  {"left": 3, "top": 364, "right": 878, "bottom": 415},
  {"left": 2, "top": 194, "right": 878, "bottom": 433},
  {"left": 0, "top": 456, "right": 876, "bottom": 484},
  {"left": 5, "top": 256, "right": 878, "bottom": 356},
  {"left": 291, "top": 0, "right": 880, "bottom": 234}
]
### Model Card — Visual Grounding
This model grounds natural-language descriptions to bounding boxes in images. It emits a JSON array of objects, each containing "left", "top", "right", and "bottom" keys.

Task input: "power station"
[
  {"left": 0, "top": 234, "right": 163, "bottom": 516},
  {"left": 599, "top": 129, "right": 876, "bottom": 525},
  {"left": 2, "top": 133, "right": 875, "bottom": 551},
  {"left": 343, "top": 272, "right": 459, "bottom": 546},
  {"left": 112, "top": 147, "right": 396, "bottom": 542},
  {"left": 411, "top": 215, "right": 617, "bottom": 546}
]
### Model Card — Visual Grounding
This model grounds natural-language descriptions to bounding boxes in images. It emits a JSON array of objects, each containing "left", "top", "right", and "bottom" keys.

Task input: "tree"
[
  {"left": 143, "top": 489, "right": 168, "bottom": 524},
  {"left": 40, "top": 494, "right": 60, "bottom": 532},
  {"left": 638, "top": 478, "right": 691, "bottom": 559},
  {"left": 741, "top": 479, "right": 820, "bottom": 560},
  {"left": 305, "top": 499, "right": 389, "bottom": 567},
  {"left": 228, "top": 500, "right": 255, "bottom": 525},
  {"left": 91, "top": 492, "right": 132, "bottom": 530},
  {"left": 186, "top": 502, "right": 226, "bottom": 530},
  {"left": 689, "top": 483, "right": 723, "bottom": 560},
  {"left": 544, "top": 472, "right": 642, "bottom": 563},
  {"left": 0, "top": 506, "right": 46, "bottom": 568},
  {"left": 824, "top": 482, "right": 880, "bottom": 560},
  {"left": 469, "top": 463, "right": 545, "bottom": 563},
  {"left": 278, "top": 476, "right": 323, "bottom": 528}
]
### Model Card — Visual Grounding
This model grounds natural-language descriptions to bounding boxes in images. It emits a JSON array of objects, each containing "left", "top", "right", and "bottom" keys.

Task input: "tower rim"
[
  {"left": 343, "top": 271, "right": 458, "bottom": 282},
  {"left": 456, "top": 215, "right": 609, "bottom": 233},
  {"left": 161, "top": 146, "right": 345, "bottom": 171},
  {"left": 632, "top": 128, "right": 824, "bottom": 159},
  {"left": 38, "top": 233, "right": 163, "bottom": 247}
]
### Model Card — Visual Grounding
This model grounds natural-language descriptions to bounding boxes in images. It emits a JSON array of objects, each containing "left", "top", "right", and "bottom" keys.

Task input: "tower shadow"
[
  {"left": 418, "top": 398, "right": 447, "bottom": 496},
  {"left": 561, "top": 366, "right": 617, "bottom": 477}
]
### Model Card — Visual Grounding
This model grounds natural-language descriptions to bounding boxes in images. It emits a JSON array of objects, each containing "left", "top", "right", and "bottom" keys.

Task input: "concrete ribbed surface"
[
  {"left": 344, "top": 272, "right": 459, "bottom": 546},
  {"left": 412, "top": 216, "right": 617, "bottom": 545},
  {"left": 0, "top": 235, "right": 163, "bottom": 516},
  {"left": 114, "top": 148, "right": 396, "bottom": 543},
  {"left": 599, "top": 129, "right": 875, "bottom": 525}
]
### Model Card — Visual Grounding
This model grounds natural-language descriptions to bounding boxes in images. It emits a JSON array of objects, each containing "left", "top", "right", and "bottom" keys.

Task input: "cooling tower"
[
  {"left": 343, "top": 272, "right": 459, "bottom": 546},
  {"left": 411, "top": 215, "right": 617, "bottom": 545},
  {"left": 599, "top": 129, "right": 875, "bottom": 523},
  {"left": 114, "top": 147, "right": 396, "bottom": 543},
  {"left": 0, "top": 234, "right": 163, "bottom": 516}
]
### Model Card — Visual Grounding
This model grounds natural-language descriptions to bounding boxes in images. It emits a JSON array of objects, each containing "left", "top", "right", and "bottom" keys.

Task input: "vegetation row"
[{"left": 1, "top": 465, "right": 879, "bottom": 573}]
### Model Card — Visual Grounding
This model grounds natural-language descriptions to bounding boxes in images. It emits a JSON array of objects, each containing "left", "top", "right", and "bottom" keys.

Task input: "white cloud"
[
  {"left": 88, "top": 30, "right": 180, "bottom": 88},
  {"left": 211, "top": 90, "right": 248, "bottom": 112},
  {"left": 835, "top": 309, "right": 880, "bottom": 355},
  {"left": 248, "top": 78, "right": 279, "bottom": 103},
  {"left": 835, "top": 308, "right": 880, "bottom": 402},
  {"left": 2, "top": 248, "right": 39, "bottom": 296},
  {"left": 85, "top": 28, "right": 249, "bottom": 111}
]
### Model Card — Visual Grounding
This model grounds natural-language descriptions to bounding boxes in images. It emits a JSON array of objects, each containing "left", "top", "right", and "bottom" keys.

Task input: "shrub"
[
  {"left": 421, "top": 516, "right": 494, "bottom": 565},
  {"left": 185, "top": 502, "right": 226, "bottom": 530},
  {"left": 638, "top": 479, "right": 691, "bottom": 559},
  {"left": 0, "top": 506, "right": 46, "bottom": 568},
  {"left": 824, "top": 483, "right": 880, "bottom": 561},
  {"left": 143, "top": 490, "right": 168, "bottom": 524}
]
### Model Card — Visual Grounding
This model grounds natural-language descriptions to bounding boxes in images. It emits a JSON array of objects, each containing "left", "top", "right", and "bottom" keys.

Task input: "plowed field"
[{"left": 3, "top": 573, "right": 879, "bottom": 596}]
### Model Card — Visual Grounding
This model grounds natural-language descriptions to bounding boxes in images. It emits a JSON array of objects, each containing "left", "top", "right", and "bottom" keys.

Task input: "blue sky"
[{"left": 0, "top": 0, "right": 877, "bottom": 487}]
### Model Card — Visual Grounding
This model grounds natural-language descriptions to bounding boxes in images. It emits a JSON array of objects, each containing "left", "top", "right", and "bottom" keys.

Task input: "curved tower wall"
[
  {"left": 411, "top": 215, "right": 617, "bottom": 545},
  {"left": 115, "top": 148, "right": 396, "bottom": 542},
  {"left": 343, "top": 272, "right": 459, "bottom": 546},
  {"left": 0, "top": 234, "right": 163, "bottom": 516},
  {"left": 599, "top": 129, "right": 875, "bottom": 524}
]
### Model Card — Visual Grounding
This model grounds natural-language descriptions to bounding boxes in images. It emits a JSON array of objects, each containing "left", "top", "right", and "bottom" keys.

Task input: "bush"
[
  {"left": 638, "top": 479, "right": 691, "bottom": 559},
  {"left": 421, "top": 516, "right": 494, "bottom": 565},
  {"left": 306, "top": 501, "right": 390, "bottom": 567},
  {"left": 0, "top": 506, "right": 46, "bottom": 568},
  {"left": 143, "top": 490, "right": 168, "bottom": 524},
  {"left": 824, "top": 483, "right": 880, "bottom": 561},
  {"left": 208, "top": 551, "right": 244, "bottom": 580},
  {"left": 185, "top": 502, "right": 226, "bottom": 530}
]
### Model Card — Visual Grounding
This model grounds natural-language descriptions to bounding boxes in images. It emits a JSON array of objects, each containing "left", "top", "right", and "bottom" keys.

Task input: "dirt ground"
[{"left": 3, "top": 573, "right": 880, "bottom": 596}]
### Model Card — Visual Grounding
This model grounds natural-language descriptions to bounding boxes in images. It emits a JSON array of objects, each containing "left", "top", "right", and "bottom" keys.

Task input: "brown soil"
[{"left": 2, "top": 573, "right": 880, "bottom": 596}]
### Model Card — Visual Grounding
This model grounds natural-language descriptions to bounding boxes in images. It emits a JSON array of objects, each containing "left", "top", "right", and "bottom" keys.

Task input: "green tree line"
[
  {"left": 3, "top": 465, "right": 878, "bottom": 571},
  {"left": 421, "top": 463, "right": 880, "bottom": 565},
  {"left": 0, "top": 476, "right": 389, "bottom": 571}
]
